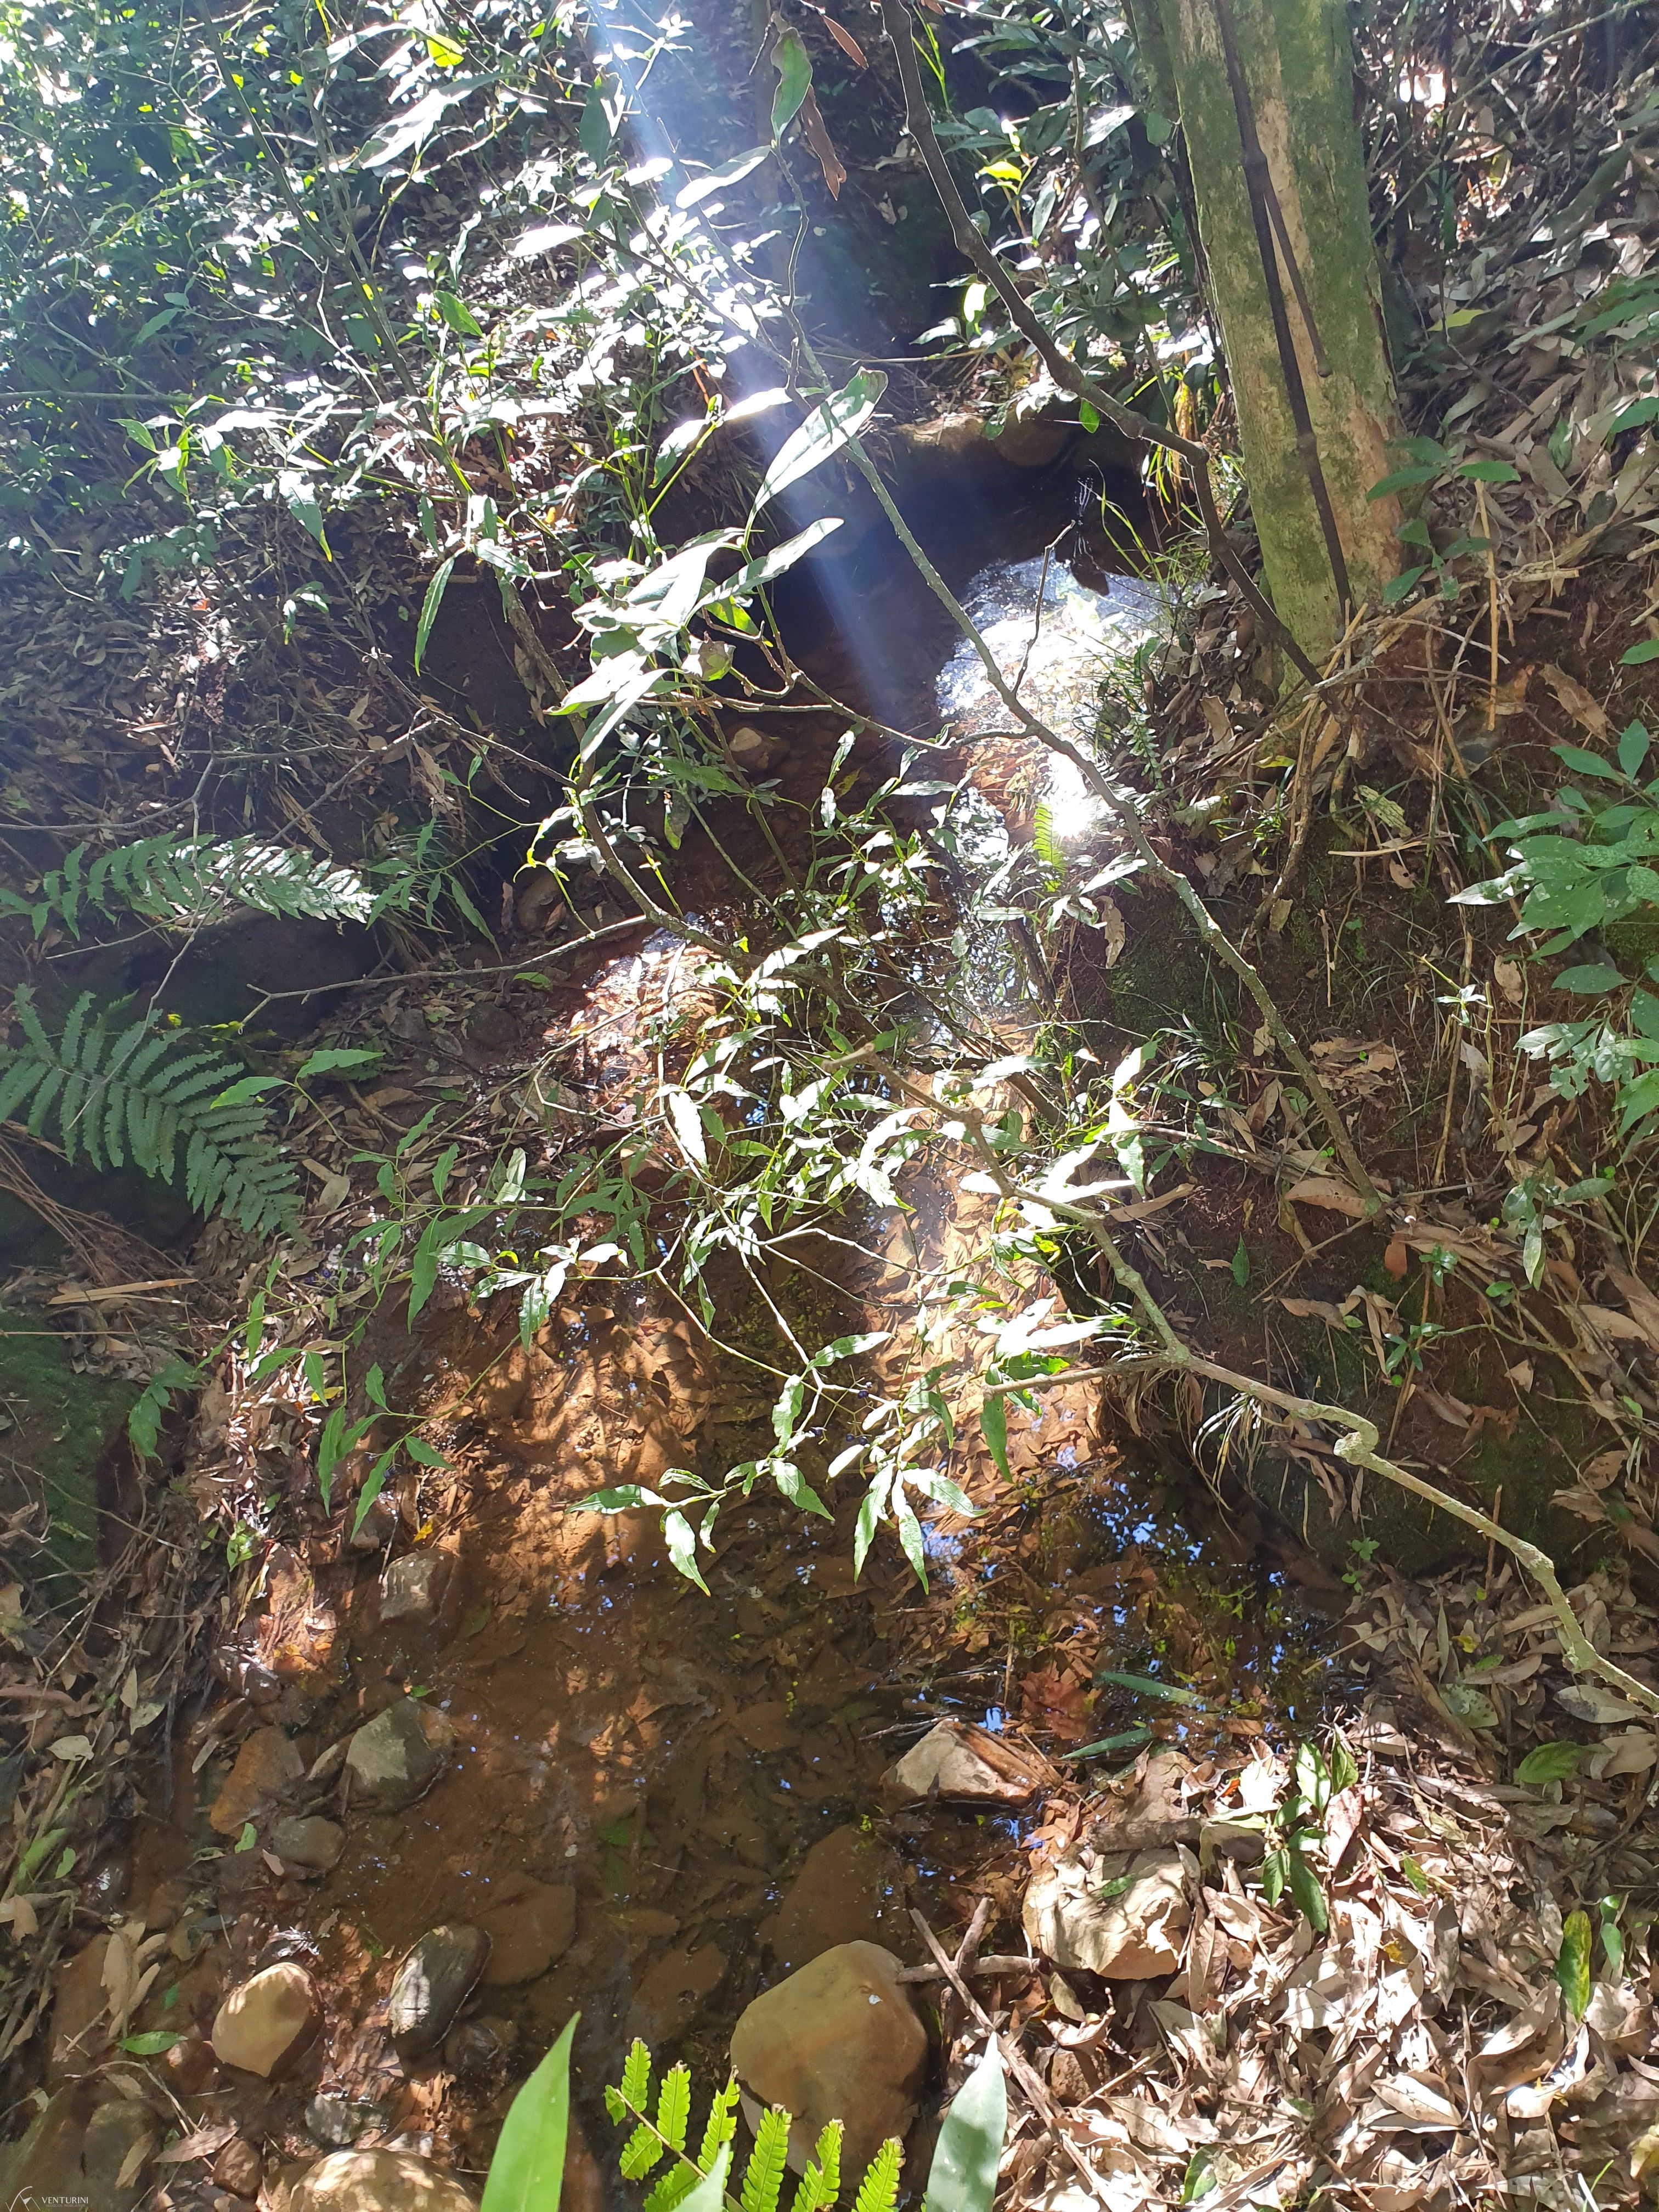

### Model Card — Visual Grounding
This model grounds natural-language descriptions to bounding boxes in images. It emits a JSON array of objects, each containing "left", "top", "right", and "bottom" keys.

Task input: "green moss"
[{"left": 0, "top": 1310, "right": 138, "bottom": 1593}]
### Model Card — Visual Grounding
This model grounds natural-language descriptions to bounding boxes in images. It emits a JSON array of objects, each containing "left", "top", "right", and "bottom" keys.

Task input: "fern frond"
[
  {"left": 697, "top": 2083, "right": 742, "bottom": 2172},
  {"left": 619, "top": 2122, "right": 667, "bottom": 2182},
  {"left": 850, "top": 2140, "right": 902, "bottom": 2212},
  {"left": 657, "top": 2065, "right": 692, "bottom": 2157},
  {"left": 789, "top": 2123, "right": 842, "bottom": 2212},
  {"left": 0, "top": 988, "right": 298, "bottom": 1235},
  {"left": 8, "top": 834, "right": 377, "bottom": 940},
  {"left": 740, "top": 2109, "right": 792, "bottom": 2212},
  {"left": 621, "top": 2039, "right": 653, "bottom": 2113}
]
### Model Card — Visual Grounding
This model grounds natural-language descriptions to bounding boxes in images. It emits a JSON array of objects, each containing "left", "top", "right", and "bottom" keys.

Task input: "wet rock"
[
  {"left": 627, "top": 1942, "right": 727, "bottom": 2047},
  {"left": 306, "top": 2097, "right": 392, "bottom": 2150},
  {"left": 351, "top": 1494, "right": 399, "bottom": 1552},
  {"left": 211, "top": 1960, "right": 321, "bottom": 2077},
  {"left": 81, "top": 2096, "right": 158, "bottom": 2211},
  {"left": 884, "top": 1718, "right": 1055, "bottom": 1809},
  {"left": 213, "top": 2136, "right": 264, "bottom": 2198},
  {"left": 0, "top": 2084, "right": 92, "bottom": 2209},
  {"left": 345, "top": 1697, "right": 454, "bottom": 1812},
  {"left": 729, "top": 1941, "right": 927, "bottom": 2180},
  {"left": 443, "top": 2013, "right": 516, "bottom": 2078},
  {"left": 48, "top": 1934, "right": 113, "bottom": 2082},
  {"left": 286, "top": 2148, "right": 479, "bottom": 2212},
  {"left": 771, "top": 1824, "right": 905, "bottom": 1973},
  {"left": 379, "top": 1552, "right": 450, "bottom": 1629},
  {"left": 390, "top": 1926, "right": 490, "bottom": 2061},
  {"left": 726, "top": 725, "right": 783, "bottom": 776},
  {"left": 161, "top": 2034, "right": 218, "bottom": 2096},
  {"left": 735, "top": 1701, "right": 800, "bottom": 1755},
  {"left": 1023, "top": 1845, "right": 1189, "bottom": 1979},
  {"left": 272, "top": 1815, "right": 346, "bottom": 1874},
  {"left": 210, "top": 1726, "right": 305, "bottom": 1837},
  {"left": 477, "top": 1876, "right": 577, "bottom": 1984},
  {"left": 145, "top": 1876, "right": 193, "bottom": 1930}
]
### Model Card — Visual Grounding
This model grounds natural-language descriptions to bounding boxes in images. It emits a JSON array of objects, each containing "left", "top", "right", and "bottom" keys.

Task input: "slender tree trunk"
[{"left": 1131, "top": 0, "right": 1404, "bottom": 657}]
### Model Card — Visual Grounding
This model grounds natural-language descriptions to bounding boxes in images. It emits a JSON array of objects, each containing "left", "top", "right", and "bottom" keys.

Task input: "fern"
[
  {"left": 0, "top": 988, "right": 298, "bottom": 1235},
  {"left": 0, "top": 834, "right": 377, "bottom": 939},
  {"left": 850, "top": 2141, "right": 902, "bottom": 2212},
  {"left": 740, "top": 2108, "right": 792, "bottom": 2212},
  {"left": 606, "top": 2041, "right": 910, "bottom": 2212}
]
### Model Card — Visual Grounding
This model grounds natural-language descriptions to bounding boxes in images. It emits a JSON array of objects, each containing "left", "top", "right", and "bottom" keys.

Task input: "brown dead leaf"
[
  {"left": 1538, "top": 663, "right": 1610, "bottom": 739},
  {"left": 798, "top": 91, "right": 845, "bottom": 198},
  {"left": 1284, "top": 1175, "right": 1369, "bottom": 1218},
  {"left": 1019, "top": 1665, "right": 1093, "bottom": 1742}
]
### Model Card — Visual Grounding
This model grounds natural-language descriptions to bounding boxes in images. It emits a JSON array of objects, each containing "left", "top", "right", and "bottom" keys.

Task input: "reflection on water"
[{"left": 936, "top": 556, "right": 1163, "bottom": 837}]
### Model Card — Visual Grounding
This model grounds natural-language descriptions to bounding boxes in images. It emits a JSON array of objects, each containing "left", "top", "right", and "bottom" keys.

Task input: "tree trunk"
[{"left": 1132, "top": 0, "right": 1403, "bottom": 658}]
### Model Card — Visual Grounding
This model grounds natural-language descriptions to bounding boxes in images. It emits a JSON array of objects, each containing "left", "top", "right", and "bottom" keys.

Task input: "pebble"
[
  {"left": 272, "top": 1816, "right": 346, "bottom": 1874},
  {"left": 770, "top": 1825, "right": 905, "bottom": 1973},
  {"left": 477, "top": 1876, "right": 577, "bottom": 1985},
  {"left": 443, "top": 2014, "right": 516, "bottom": 2078},
  {"left": 211, "top": 1960, "right": 321, "bottom": 2077},
  {"left": 161, "top": 2035, "right": 219, "bottom": 2096},
  {"left": 306, "top": 2096, "right": 391, "bottom": 2149},
  {"left": 344, "top": 1698, "right": 454, "bottom": 1812},
  {"left": 627, "top": 1942, "right": 726, "bottom": 2048},
  {"left": 210, "top": 1726, "right": 305, "bottom": 1838},
  {"left": 389, "top": 1926, "right": 491, "bottom": 2060},
  {"left": 213, "top": 2137, "right": 263, "bottom": 2199},
  {"left": 729, "top": 1941, "right": 927, "bottom": 2181},
  {"left": 285, "top": 2148, "right": 479, "bottom": 2212},
  {"left": 379, "top": 1552, "right": 450, "bottom": 1628},
  {"left": 1023, "top": 1845, "right": 1189, "bottom": 1979}
]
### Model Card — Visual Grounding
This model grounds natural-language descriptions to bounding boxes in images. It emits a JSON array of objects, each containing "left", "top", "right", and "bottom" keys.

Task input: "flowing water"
[{"left": 109, "top": 528, "right": 1342, "bottom": 2198}]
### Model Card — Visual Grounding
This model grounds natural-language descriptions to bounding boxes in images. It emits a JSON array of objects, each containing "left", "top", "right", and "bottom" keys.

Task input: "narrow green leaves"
[
  {"left": 481, "top": 2012, "right": 578, "bottom": 2212},
  {"left": 1555, "top": 1910, "right": 1592, "bottom": 2021},
  {"left": 751, "top": 373, "right": 888, "bottom": 517},
  {"left": 923, "top": 2044, "right": 1005, "bottom": 2212}
]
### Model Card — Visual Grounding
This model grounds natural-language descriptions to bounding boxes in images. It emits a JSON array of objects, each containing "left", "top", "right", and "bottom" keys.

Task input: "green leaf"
[
  {"left": 1622, "top": 639, "right": 1659, "bottom": 665},
  {"left": 415, "top": 557, "right": 457, "bottom": 675},
  {"left": 1079, "top": 399, "right": 1100, "bottom": 433},
  {"left": 923, "top": 2042, "right": 1003, "bottom": 2212},
  {"left": 979, "top": 1385, "right": 1009, "bottom": 1477},
  {"left": 852, "top": 2140, "right": 902, "bottom": 2212},
  {"left": 296, "top": 1047, "right": 382, "bottom": 1080},
  {"left": 1618, "top": 722, "right": 1651, "bottom": 780},
  {"left": 481, "top": 2012, "right": 578, "bottom": 2212},
  {"left": 1555, "top": 1910, "right": 1592, "bottom": 2022},
  {"left": 680, "top": 2142, "right": 735, "bottom": 2212},
  {"left": 1517, "top": 1741, "right": 1584, "bottom": 1785},
  {"left": 208, "top": 1074, "right": 286, "bottom": 1109},
  {"left": 663, "top": 1509, "right": 710, "bottom": 1593},
  {"left": 741, "top": 2108, "right": 792, "bottom": 2212},
  {"left": 1456, "top": 458, "right": 1520, "bottom": 484},
  {"left": 1060, "top": 1725, "right": 1153, "bottom": 1760},
  {"left": 1229, "top": 1236, "right": 1249, "bottom": 1288},
  {"left": 1094, "top": 1668, "right": 1202, "bottom": 1706},
  {"left": 122, "top": 2031, "right": 182, "bottom": 2055},
  {"left": 435, "top": 291, "right": 483, "bottom": 337},
  {"left": 751, "top": 373, "right": 888, "bottom": 517},
  {"left": 1554, "top": 963, "right": 1624, "bottom": 994},
  {"left": 770, "top": 26, "right": 813, "bottom": 139},
  {"left": 352, "top": 1445, "right": 399, "bottom": 1537}
]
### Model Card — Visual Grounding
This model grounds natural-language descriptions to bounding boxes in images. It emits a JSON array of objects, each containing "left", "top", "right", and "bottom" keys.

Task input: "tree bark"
[{"left": 1133, "top": 0, "right": 1403, "bottom": 657}]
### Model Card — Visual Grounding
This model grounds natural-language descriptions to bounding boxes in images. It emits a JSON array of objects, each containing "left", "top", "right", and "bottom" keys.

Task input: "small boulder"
[
  {"left": 272, "top": 1816, "right": 346, "bottom": 1874},
  {"left": 390, "top": 1926, "right": 491, "bottom": 2061},
  {"left": 80, "top": 2097, "right": 157, "bottom": 2212},
  {"left": 285, "top": 2149, "right": 479, "bottom": 2212},
  {"left": 477, "top": 1877, "right": 577, "bottom": 1985},
  {"left": 210, "top": 1726, "right": 305, "bottom": 1837},
  {"left": 726, "top": 725, "right": 782, "bottom": 776},
  {"left": 305, "top": 2097, "right": 391, "bottom": 2150},
  {"left": 884, "top": 1718, "right": 1054, "bottom": 1809},
  {"left": 379, "top": 1552, "right": 450, "bottom": 1629},
  {"left": 345, "top": 1698, "right": 454, "bottom": 1812},
  {"left": 211, "top": 1960, "right": 320, "bottom": 2077},
  {"left": 771, "top": 1825, "right": 905, "bottom": 1973},
  {"left": 213, "top": 2136, "right": 264, "bottom": 2199},
  {"left": 444, "top": 2013, "right": 516, "bottom": 2078},
  {"left": 1022, "top": 1846, "right": 1189, "bottom": 1979},
  {"left": 160, "top": 2035, "right": 218, "bottom": 2096},
  {"left": 729, "top": 1942, "right": 927, "bottom": 2180},
  {"left": 47, "top": 1935, "right": 112, "bottom": 2083},
  {"left": 627, "top": 1943, "right": 726, "bottom": 2049}
]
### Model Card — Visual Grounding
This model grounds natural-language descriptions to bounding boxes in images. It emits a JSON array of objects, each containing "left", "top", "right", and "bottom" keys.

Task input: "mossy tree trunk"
[{"left": 1131, "top": 0, "right": 1404, "bottom": 657}]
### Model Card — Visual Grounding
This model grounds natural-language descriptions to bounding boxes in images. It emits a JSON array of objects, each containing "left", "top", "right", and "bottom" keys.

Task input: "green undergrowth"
[{"left": 0, "top": 1313, "right": 138, "bottom": 1596}]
